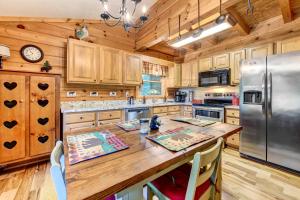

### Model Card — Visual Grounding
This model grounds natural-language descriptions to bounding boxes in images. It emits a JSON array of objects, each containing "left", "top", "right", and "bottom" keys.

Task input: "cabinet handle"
[{"left": 80, "top": 117, "right": 83, "bottom": 120}]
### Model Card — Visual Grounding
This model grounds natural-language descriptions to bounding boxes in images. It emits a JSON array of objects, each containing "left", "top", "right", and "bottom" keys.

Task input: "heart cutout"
[
  {"left": 38, "top": 135, "right": 49, "bottom": 143},
  {"left": 3, "top": 120, "right": 18, "bottom": 129},
  {"left": 4, "top": 100, "right": 17, "bottom": 108},
  {"left": 38, "top": 118, "right": 49, "bottom": 125},
  {"left": 4, "top": 82, "right": 17, "bottom": 90},
  {"left": 4, "top": 141, "right": 17, "bottom": 149},
  {"left": 38, "top": 83, "right": 49, "bottom": 91},
  {"left": 37, "top": 99, "right": 49, "bottom": 107}
]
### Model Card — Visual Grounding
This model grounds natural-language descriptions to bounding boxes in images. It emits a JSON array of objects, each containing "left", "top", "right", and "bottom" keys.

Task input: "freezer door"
[
  {"left": 267, "top": 52, "right": 300, "bottom": 172},
  {"left": 240, "top": 58, "right": 267, "bottom": 160}
]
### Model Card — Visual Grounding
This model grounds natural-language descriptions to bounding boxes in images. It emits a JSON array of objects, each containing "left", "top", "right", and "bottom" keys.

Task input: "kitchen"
[{"left": 0, "top": 0, "right": 300, "bottom": 200}]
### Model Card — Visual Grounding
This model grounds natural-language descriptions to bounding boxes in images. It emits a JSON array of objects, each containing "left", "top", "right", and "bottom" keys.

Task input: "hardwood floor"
[{"left": 0, "top": 148, "right": 299, "bottom": 200}]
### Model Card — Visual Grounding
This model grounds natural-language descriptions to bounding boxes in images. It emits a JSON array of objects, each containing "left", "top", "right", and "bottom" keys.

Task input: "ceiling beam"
[
  {"left": 226, "top": 7, "right": 250, "bottom": 35},
  {"left": 135, "top": 0, "right": 242, "bottom": 50},
  {"left": 277, "top": 0, "right": 293, "bottom": 23}
]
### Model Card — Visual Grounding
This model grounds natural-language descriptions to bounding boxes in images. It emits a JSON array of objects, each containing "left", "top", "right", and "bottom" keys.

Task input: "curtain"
[{"left": 142, "top": 61, "right": 169, "bottom": 77}]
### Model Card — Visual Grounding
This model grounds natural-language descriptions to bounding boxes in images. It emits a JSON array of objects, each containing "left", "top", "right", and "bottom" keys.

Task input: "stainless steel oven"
[
  {"left": 193, "top": 106, "right": 225, "bottom": 122},
  {"left": 199, "top": 69, "right": 230, "bottom": 87}
]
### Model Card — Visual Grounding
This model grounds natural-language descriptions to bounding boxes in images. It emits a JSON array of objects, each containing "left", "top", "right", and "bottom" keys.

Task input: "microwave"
[{"left": 199, "top": 69, "right": 230, "bottom": 87}]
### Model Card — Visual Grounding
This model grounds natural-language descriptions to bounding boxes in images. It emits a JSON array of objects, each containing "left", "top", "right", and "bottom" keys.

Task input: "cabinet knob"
[
  {"left": 94, "top": 80, "right": 97, "bottom": 82},
  {"left": 80, "top": 117, "right": 83, "bottom": 120},
  {"left": 19, "top": 99, "right": 24, "bottom": 103},
  {"left": 30, "top": 133, "right": 35, "bottom": 136},
  {"left": 31, "top": 99, "right": 35, "bottom": 102}
]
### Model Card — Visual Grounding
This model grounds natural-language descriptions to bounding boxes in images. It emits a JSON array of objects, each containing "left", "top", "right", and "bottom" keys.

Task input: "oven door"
[{"left": 193, "top": 106, "right": 224, "bottom": 122}]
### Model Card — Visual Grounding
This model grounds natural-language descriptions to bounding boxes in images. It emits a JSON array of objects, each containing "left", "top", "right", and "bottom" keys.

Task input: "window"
[{"left": 140, "top": 74, "right": 162, "bottom": 96}]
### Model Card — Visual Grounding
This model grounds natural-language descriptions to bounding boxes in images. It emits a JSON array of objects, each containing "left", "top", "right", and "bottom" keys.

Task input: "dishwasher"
[{"left": 125, "top": 107, "right": 150, "bottom": 121}]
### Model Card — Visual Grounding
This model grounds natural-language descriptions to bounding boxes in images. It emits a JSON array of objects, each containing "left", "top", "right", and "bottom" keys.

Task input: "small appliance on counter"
[{"left": 175, "top": 91, "right": 187, "bottom": 102}]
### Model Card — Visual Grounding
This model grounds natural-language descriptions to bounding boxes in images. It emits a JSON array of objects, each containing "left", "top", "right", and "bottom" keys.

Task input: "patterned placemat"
[
  {"left": 146, "top": 127, "right": 214, "bottom": 152},
  {"left": 67, "top": 131, "right": 128, "bottom": 165},
  {"left": 171, "top": 117, "right": 217, "bottom": 127},
  {"left": 116, "top": 120, "right": 140, "bottom": 131}
]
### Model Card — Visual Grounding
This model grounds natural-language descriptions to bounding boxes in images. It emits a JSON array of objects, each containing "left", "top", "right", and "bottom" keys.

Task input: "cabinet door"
[
  {"left": 0, "top": 74, "right": 26, "bottom": 163},
  {"left": 30, "top": 76, "right": 56, "bottom": 156},
  {"left": 190, "top": 60, "right": 199, "bottom": 87},
  {"left": 99, "top": 47, "right": 122, "bottom": 84},
  {"left": 213, "top": 53, "right": 230, "bottom": 69},
  {"left": 246, "top": 43, "right": 273, "bottom": 59},
  {"left": 277, "top": 36, "right": 300, "bottom": 54},
  {"left": 181, "top": 62, "right": 191, "bottom": 87},
  {"left": 230, "top": 50, "right": 245, "bottom": 85},
  {"left": 67, "top": 39, "right": 99, "bottom": 84},
  {"left": 166, "top": 64, "right": 181, "bottom": 88},
  {"left": 123, "top": 53, "right": 142, "bottom": 85},
  {"left": 199, "top": 57, "right": 213, "bottom": 72}
]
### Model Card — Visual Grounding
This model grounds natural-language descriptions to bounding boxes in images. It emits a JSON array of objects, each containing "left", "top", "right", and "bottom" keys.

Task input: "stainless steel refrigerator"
[{"left": 240, "top": 51, "right": 300, "bottom": 173}]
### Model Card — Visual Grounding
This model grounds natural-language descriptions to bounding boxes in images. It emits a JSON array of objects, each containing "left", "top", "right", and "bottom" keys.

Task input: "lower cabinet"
[
  {"left": 0, "top": 72, "right": 60, "bottom": 169},
  {"left": 225, "top": 108, "right": 240, "bottom": 149},
  {"left": 182, "top": 106, "right": 193, "bottom": 117}
]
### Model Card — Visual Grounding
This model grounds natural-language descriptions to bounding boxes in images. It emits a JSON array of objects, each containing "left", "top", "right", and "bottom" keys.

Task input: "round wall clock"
[{"left": 20, "top": 45, "right": 44, "bottom": 63}]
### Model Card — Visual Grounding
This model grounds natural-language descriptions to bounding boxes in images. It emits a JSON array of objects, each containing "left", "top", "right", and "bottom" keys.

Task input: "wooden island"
[{"left": 63, "top": 117, "right": 242, "bottom": 200}]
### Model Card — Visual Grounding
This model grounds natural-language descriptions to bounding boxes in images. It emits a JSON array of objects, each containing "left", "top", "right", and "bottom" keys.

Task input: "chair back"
[
  {"left": 50, "top": 141, "right": 67, "bottom": 200},
  {"left": 185, "top": 138, "right": 224, "bottom": 200}
]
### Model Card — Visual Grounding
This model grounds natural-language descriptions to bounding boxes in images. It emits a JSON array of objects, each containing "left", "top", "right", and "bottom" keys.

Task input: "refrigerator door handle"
[
  {"left": 262, "top": 73, "right": 266, "bottom": 115},
  {"left": 267, "top": 72, "right": 272, "bottom": 118}
]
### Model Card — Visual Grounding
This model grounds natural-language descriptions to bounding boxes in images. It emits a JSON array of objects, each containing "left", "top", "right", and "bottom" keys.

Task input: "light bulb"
[{"left": 142, "top": 6, "right": 147, "bottom": 15}]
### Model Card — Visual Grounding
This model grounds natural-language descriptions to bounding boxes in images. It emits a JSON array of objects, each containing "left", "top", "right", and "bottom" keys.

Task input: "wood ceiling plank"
[
  {"left": 278, "top": 0, "right": 294, "bottom": 23},
  {"left": 226, "top": 7, "right": 250, "bottom": 35}
]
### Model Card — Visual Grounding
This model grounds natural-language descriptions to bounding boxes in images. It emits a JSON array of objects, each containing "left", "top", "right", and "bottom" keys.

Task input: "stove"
[{"left": 192, "top": 93, "right": 234, "bottom": 122}]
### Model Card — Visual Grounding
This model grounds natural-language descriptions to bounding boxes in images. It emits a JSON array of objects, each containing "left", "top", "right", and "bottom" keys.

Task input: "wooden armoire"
[{"left": 0, "top": 71, "right": 60, "bottom": 171}]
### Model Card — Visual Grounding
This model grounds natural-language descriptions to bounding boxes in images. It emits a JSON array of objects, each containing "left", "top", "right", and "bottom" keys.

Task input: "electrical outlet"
[
  {"left": 109, "top": 91, "right": 117, "bottom": 96},
  {"left": 125, "top": 91, "right": 129, "bottom": 97},
  {"left": 67, "top": 91, "right": 77, "bottom": 97}
]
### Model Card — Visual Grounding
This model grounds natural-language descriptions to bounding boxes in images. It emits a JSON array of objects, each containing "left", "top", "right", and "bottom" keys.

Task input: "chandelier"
[{"left": 99, "top": 0, "right": 148, "bottom": 31}]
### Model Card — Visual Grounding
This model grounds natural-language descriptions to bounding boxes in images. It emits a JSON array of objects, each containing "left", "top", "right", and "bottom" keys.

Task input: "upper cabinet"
[
  {"left": 167, "top": 64, "right": 181, "bottom": 88},
  {"left": 199, "top": 57, "right": 213, "bottom": 72},
  {"left": 181, "top": 60, "right": 198, "bottom": 87},
  {"left": 123, "top": 52, "right": 142, "bottom": 85},
  {"left": 246, "top": 43, "right": 273, "bottom": 59},
  {"left": 67, "top": 39, "right": 99, "bottom": 84},
  {"left": 230, "top": 49, "right": 246, "bottom": 85},
  {"left": 99, "top": 46, "right": 122, "bottom": 84},
  {"left": 277, "top": 36, "right": 300, "bottom": 54},
  {"left": 213, "top": 53, "right": 230, "bottom": 69}
]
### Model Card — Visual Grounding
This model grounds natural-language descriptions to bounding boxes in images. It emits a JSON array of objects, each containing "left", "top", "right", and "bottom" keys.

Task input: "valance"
[{"left": 142, "top": 61, "right": 169, "bottom": 77}]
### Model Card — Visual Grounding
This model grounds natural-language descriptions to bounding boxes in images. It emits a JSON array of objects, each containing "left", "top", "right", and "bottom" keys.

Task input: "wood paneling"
[
  {"left": 0, "top": 21, "right": 137, "bottom": 102},
  {"left": 278, "top": 0, "right": 294, "bottom": 23}
]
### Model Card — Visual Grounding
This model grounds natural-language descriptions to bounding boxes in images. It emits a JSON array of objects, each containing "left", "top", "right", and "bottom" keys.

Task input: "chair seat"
[{"left": 150, "top": 164, "right": 211, "bottom": 200}]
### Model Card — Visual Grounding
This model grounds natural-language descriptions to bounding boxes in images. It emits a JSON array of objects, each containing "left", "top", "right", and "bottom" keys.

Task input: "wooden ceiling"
[{"left": 135, "top": 0, "right": 300, "bottom": 62}]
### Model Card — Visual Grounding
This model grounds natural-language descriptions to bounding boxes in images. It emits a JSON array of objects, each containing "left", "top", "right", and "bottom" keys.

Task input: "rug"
[
  {"left": 67, "top": 131, "right": 128, "bottom": 165},
  {"left": 146, "top": 127, "right": 214, "bottom": 152}
]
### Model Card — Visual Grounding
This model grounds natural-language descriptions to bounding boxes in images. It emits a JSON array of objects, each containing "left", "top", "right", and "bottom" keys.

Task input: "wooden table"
[{"left": 64, "top": 117, "right": 242, "bottom": 200}]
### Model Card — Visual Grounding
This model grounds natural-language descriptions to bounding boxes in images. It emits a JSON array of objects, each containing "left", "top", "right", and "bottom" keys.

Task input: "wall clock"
[{"left": 20, "top": 45, "right": 44, "bottom": 63}]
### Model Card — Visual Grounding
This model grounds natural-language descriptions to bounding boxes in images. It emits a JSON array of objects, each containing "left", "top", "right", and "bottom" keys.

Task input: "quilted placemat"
[
  {"left": 116, "top": 120, "right": 140, "bottom": 131},
  {"left": 146, "top": 127, "right": 214, "bottom": 152},
  {"left": 67, "top": 131, "right": 128, "bottom": 165},
  {"left": 171, "top": 117, "right": 217, "bottom": 127}
]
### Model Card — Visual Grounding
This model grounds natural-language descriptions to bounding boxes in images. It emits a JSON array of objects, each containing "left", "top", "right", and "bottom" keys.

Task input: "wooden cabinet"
[
  {"left": 246, "top": 43, "right": 273, "bottom": 59},
  {"left": 213, "top": 53, "right": 230, "bottom": 69},
  {"left": 0, "top": 74, "right": 26, "bottom": 163},
  {"left": 99, "top": 46, "right": 122, "bottom": 84},
  {"left": 0, "top": 72, "right": 60, "bottom": 170},
  {"left": 182, "top": 106, "right": 193, "bottom": 117},
  {"left": 230, "top": 49, "right": 246, "bottom": 85},
  {"left": 199, "top": 57, "right": 213, "bottom": 72},
  {"left": 67, "top": 39, "right": 99, "bottom": 84},
  {"left": 181, "top": 60, "right": 198, "bottom": 87},
  {"left": 225, "top": 108, "right": 240, "bottom": 149},
  {"left": 167, "top": 64, "right": 181, "bottom": 88},
  {"left": 64, "top": 112, "right": 96, "bottom": 132},
  {"left": 277, "top": 36, "right": 300, "bottom": 54},
  {"left": 123, "top": 52, "right": 142, "bottom": 85}
]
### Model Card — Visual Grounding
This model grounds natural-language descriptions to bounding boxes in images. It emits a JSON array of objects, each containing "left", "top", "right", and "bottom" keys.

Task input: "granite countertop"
[
  {"left": 225, "top": 105, "right": 240, "bottom": 110},
  {"left": 61, "top": 102, "right": 192, "bottom": 113}
]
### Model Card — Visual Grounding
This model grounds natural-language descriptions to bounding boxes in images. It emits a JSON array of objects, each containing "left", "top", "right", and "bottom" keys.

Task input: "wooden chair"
[
  {"left": 50, "top": 141, "right": 67, "bottom": 200},
  {"left": 147, "top": 138, "right": 224, "bottom": 200}
]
